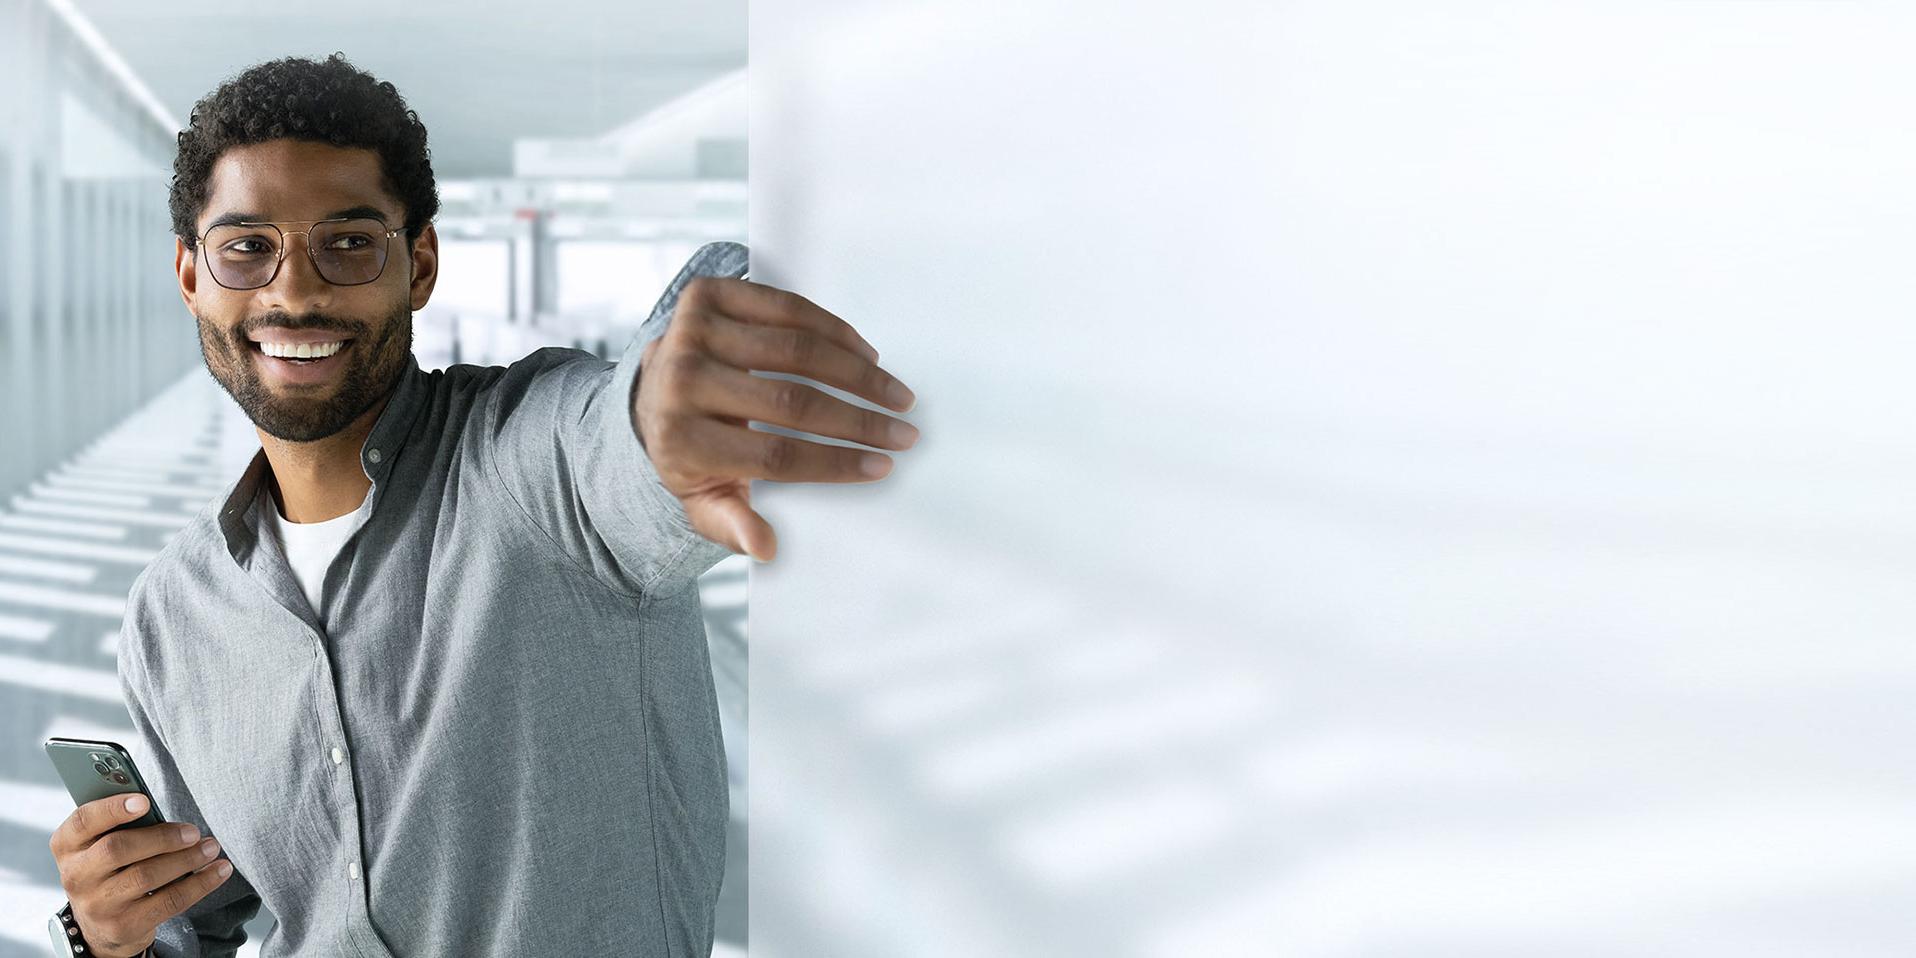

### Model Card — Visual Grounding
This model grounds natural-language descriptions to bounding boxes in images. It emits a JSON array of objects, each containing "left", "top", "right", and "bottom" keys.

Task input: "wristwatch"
[{"left": 47, "top": 901, "right": 155, "bottom": 957}]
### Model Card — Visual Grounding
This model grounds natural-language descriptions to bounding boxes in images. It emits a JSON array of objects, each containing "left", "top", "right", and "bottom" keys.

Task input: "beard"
[{"left": 196, "top": 299, "right": 412, "bottom": 443}]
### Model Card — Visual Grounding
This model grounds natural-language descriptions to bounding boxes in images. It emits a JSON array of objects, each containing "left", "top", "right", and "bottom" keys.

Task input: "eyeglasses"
[{"left": 195, "top": 217, "right": 405, "bottom": 290}]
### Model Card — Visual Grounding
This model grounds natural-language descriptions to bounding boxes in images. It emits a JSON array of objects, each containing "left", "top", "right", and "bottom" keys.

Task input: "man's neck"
[{"left": 261, "top": 391, "right": 393, "bottom": 523}]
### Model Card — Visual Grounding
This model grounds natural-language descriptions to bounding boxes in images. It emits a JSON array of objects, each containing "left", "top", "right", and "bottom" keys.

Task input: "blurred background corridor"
[{"left": 0, "top": 1, "right": 748, "bottom": 953}]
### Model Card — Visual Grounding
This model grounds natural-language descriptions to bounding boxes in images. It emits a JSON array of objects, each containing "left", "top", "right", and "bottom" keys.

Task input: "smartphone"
[{"left": 45, "top": 737, "right": 166, "bottom": 833}]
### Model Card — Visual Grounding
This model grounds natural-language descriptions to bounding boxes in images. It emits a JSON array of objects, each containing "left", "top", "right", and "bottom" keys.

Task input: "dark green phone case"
[{"left": 45, "top": 737, "right": 167, "bottom": 832}]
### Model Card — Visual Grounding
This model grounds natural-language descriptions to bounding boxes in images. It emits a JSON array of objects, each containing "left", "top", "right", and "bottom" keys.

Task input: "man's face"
[{"left": 178, "top": 139, "right": 435, "bottom": 443}]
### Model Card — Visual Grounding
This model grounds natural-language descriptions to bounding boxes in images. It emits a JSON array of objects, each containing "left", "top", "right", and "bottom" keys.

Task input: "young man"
[{"left": 44, "top": 54, "right": 919, "bottom": 957}]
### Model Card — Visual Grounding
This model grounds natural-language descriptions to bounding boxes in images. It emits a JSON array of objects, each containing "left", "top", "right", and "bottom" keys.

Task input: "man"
[{"left": 44, "top": 53, "right": 919, "bottom": 957}]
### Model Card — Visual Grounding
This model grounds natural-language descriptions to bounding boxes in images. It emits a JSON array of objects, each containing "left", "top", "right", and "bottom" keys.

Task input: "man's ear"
[
  {"left": 408, "top": 222, "right": 439, "bottom": 311},
  {"left": 175, "top": 237, "right": 198, "bottom": 313}
]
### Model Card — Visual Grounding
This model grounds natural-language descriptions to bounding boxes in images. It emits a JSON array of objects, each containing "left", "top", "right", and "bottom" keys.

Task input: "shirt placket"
[
  {"left": 301, "top": 616, "right": 399, "bottom": 958},
  {"left": 256, "top": 463, "right": 398, "bottom": 958}
]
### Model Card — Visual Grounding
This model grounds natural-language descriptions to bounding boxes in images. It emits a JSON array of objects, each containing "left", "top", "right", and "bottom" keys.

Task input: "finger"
[
  {"left": 697, "top": 313, "right": 915, "bottom": 413},
  {"left": 688, "top": 277, "right": 881, "bottom": 364},
  {"left": 106, "top": 835, "right": 223, "bottom": 905},
  {"left": 682, "top": 491, "right": 779, "bottom": 563},
  {"left": 129, "top": 857, "right": 233, "bottom": 928},
  {"left": 55, "top": 793, "right": 151, "bottom": 856},
  {"left": 87, "top": 821, "right": 203, "bottom": 878},
  {"left": 688, "top": 362, "right": 919, "bottom": 452},
  {"left": 659, "top": 415, "right": 894, "bottom": 483}
]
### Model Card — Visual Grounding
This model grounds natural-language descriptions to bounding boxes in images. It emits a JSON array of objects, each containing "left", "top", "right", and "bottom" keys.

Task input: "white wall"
[{"left": 748, "top": 2, "right": 1916, "bottom": 955}]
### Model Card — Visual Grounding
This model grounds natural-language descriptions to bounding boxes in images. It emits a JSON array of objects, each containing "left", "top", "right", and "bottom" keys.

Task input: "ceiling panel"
[{"left": 72, "top": 0, "right": 746, "bottom": 178}]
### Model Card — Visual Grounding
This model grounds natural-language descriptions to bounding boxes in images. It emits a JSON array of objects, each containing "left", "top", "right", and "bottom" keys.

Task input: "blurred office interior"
[{"left": 0, "top": 1, "right": 748, "bottom": 953}]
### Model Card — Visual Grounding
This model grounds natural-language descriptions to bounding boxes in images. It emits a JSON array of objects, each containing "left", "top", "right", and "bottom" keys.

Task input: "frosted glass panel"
[{"left": 750, "top": 2, "right": 1916, "bottom": 955}]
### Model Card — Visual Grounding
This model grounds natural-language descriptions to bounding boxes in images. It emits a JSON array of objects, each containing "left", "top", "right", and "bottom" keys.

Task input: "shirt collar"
[{"left": 217, "top": 350, "right": 427, "bottom": 563}]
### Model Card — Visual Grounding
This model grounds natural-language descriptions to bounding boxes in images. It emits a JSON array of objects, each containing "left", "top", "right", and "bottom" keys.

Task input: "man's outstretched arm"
[{"left": 484, "top": 241, "right": 920, "bottom": 595}]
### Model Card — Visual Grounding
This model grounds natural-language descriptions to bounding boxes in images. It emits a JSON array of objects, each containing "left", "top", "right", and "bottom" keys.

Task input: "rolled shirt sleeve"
[{"left": 480, "top": 241, "right": 749, "bottom": 597}]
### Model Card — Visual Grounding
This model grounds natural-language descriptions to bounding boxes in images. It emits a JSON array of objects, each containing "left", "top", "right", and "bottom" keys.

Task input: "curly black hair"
[{"left": 169, "top": 52, "right": 438, "bottom": 249}]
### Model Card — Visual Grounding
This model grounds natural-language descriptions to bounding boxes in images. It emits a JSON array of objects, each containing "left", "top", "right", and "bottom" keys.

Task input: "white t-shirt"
[{"left": 268, "top": 488, "right": 373, "bottom": 616}]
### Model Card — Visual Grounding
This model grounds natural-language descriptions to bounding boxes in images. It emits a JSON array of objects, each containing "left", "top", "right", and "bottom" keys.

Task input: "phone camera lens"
[
  {"left": 93, "top": 761, "right": 111, "bottom": 776},
  {"left": 111, "top": 772, "right": 130, "bottom": 785}
]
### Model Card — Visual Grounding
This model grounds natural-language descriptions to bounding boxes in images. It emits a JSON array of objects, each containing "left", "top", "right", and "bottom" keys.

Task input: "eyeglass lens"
[{"left": 203, "top": 219, "right": 391, "bottom": 289}]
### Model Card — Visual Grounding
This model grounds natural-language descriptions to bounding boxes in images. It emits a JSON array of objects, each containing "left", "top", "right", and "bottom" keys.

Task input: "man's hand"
[
  {"left": 48, "top": 794, "right": 232, "bottom": 958},
  {"left": 634, "top": 277, "right": 920, "bottom": 563}
]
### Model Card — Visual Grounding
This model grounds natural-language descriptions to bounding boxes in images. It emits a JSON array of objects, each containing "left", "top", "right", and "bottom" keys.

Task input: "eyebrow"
[{"left": 204, "top": 205, "right": 395, "bottom": 231}]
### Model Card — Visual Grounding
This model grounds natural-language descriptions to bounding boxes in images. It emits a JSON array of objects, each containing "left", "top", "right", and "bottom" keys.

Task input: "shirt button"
[
  {"left": 366, "top": 448, "right": 382, "bottom": 463},
  {"left": 330, "top": 747, "right": 344, "bottom": 765},
  {"left": 349, "top": 861, "right": 360, "bottom": 880}
]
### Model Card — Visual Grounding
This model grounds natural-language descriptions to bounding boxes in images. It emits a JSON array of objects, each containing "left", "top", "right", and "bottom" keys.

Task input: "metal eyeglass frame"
[{"left": 194, "top": 216, "right": 406, "bottom": 290}]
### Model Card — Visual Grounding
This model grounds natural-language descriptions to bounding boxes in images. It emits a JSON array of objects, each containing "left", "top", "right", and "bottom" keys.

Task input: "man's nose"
[{"left": 259, "top": 230, "right": 333, "bottom": 307}]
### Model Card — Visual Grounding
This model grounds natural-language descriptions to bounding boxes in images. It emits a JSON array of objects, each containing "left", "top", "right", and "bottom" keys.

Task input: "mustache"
[{"left": 237, "top": 311, "right": 367, "bottom": 340}]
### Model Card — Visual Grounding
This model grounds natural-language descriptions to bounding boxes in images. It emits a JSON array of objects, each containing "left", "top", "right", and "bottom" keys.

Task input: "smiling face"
[{"left": 178, "top": 139, "right": 437, "bottom": 442}]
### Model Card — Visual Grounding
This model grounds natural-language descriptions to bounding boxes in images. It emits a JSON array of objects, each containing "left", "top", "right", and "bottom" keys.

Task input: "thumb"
[{"left": 683, "top": 489, "right": 779, "bottom": 563}]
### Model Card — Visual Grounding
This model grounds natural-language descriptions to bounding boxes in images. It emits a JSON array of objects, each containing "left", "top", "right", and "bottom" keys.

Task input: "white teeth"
[{"left": 259, "top": 340, "right": 345, "bottom": 359}]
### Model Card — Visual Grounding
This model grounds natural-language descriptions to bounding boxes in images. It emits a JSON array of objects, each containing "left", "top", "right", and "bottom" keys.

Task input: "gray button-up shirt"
[{"left": 115, "top": 242, "right": 748, "bottom": 956}]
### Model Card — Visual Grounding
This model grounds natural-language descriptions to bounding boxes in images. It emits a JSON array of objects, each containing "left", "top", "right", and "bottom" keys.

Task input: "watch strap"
[{"left": 47, "top": 902, "right": 154, "bottom": 958}]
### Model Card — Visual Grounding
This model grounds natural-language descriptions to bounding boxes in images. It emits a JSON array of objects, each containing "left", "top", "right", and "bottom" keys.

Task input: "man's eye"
[
  {"left": 327, "top": 234, "right": 373, "bottom": 250},
  {"left": 225, "top": 239, "right": 272, "bottom": 255}
]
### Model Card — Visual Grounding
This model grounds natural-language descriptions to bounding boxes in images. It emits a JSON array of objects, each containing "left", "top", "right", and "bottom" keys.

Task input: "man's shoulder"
[
  {"left": 501, "top": 345, "right": 616, "bottom": 387},
  {"left": 431, "top": 346, "right": 611, "bottom": 401},
  {"left": 124, "top": 500, "right": 229, "bottom": 621},
  {"left": 440, "top": 346, "right": 622, "bottom": 422},
  {"left": 117, "top": 497, "right": 231, "bottom": 681}
]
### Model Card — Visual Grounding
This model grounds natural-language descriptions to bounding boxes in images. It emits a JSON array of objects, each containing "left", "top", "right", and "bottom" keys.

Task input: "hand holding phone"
[{"left": 45, "top": 739, "right": 233, "bottom": 958}]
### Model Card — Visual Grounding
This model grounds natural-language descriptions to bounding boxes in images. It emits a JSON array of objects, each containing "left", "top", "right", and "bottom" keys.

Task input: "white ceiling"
[{"left": 72, "top": 0, "right": 746, "bottom": 179}]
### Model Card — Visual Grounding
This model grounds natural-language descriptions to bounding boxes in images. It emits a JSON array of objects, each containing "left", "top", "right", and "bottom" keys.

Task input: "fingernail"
[
  {"left": 860, "top": 453, "right": 892, "bottom": 478},
  {"left": 179, "top": 825, "right": 199, "bottom": 844},
  {"left": 886, "top": 380, "right": 916, "bottom": 411},
  {"left": 125, "top": 795, "right": 146, "bottom": 813},
  {"left": 216, "top": 860, "right": 233, "bottom": 877},
  {"left": 887, "top": 418, "right": 919, "bottom": 447},
  {"left": 201, "top": 838, "right": 219, "bottom": 859}
]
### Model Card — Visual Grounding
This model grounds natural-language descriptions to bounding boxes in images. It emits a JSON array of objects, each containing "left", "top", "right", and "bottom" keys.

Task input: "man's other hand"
[{"left": 633, "top": 277, "right": 920, "bottom": 563}]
